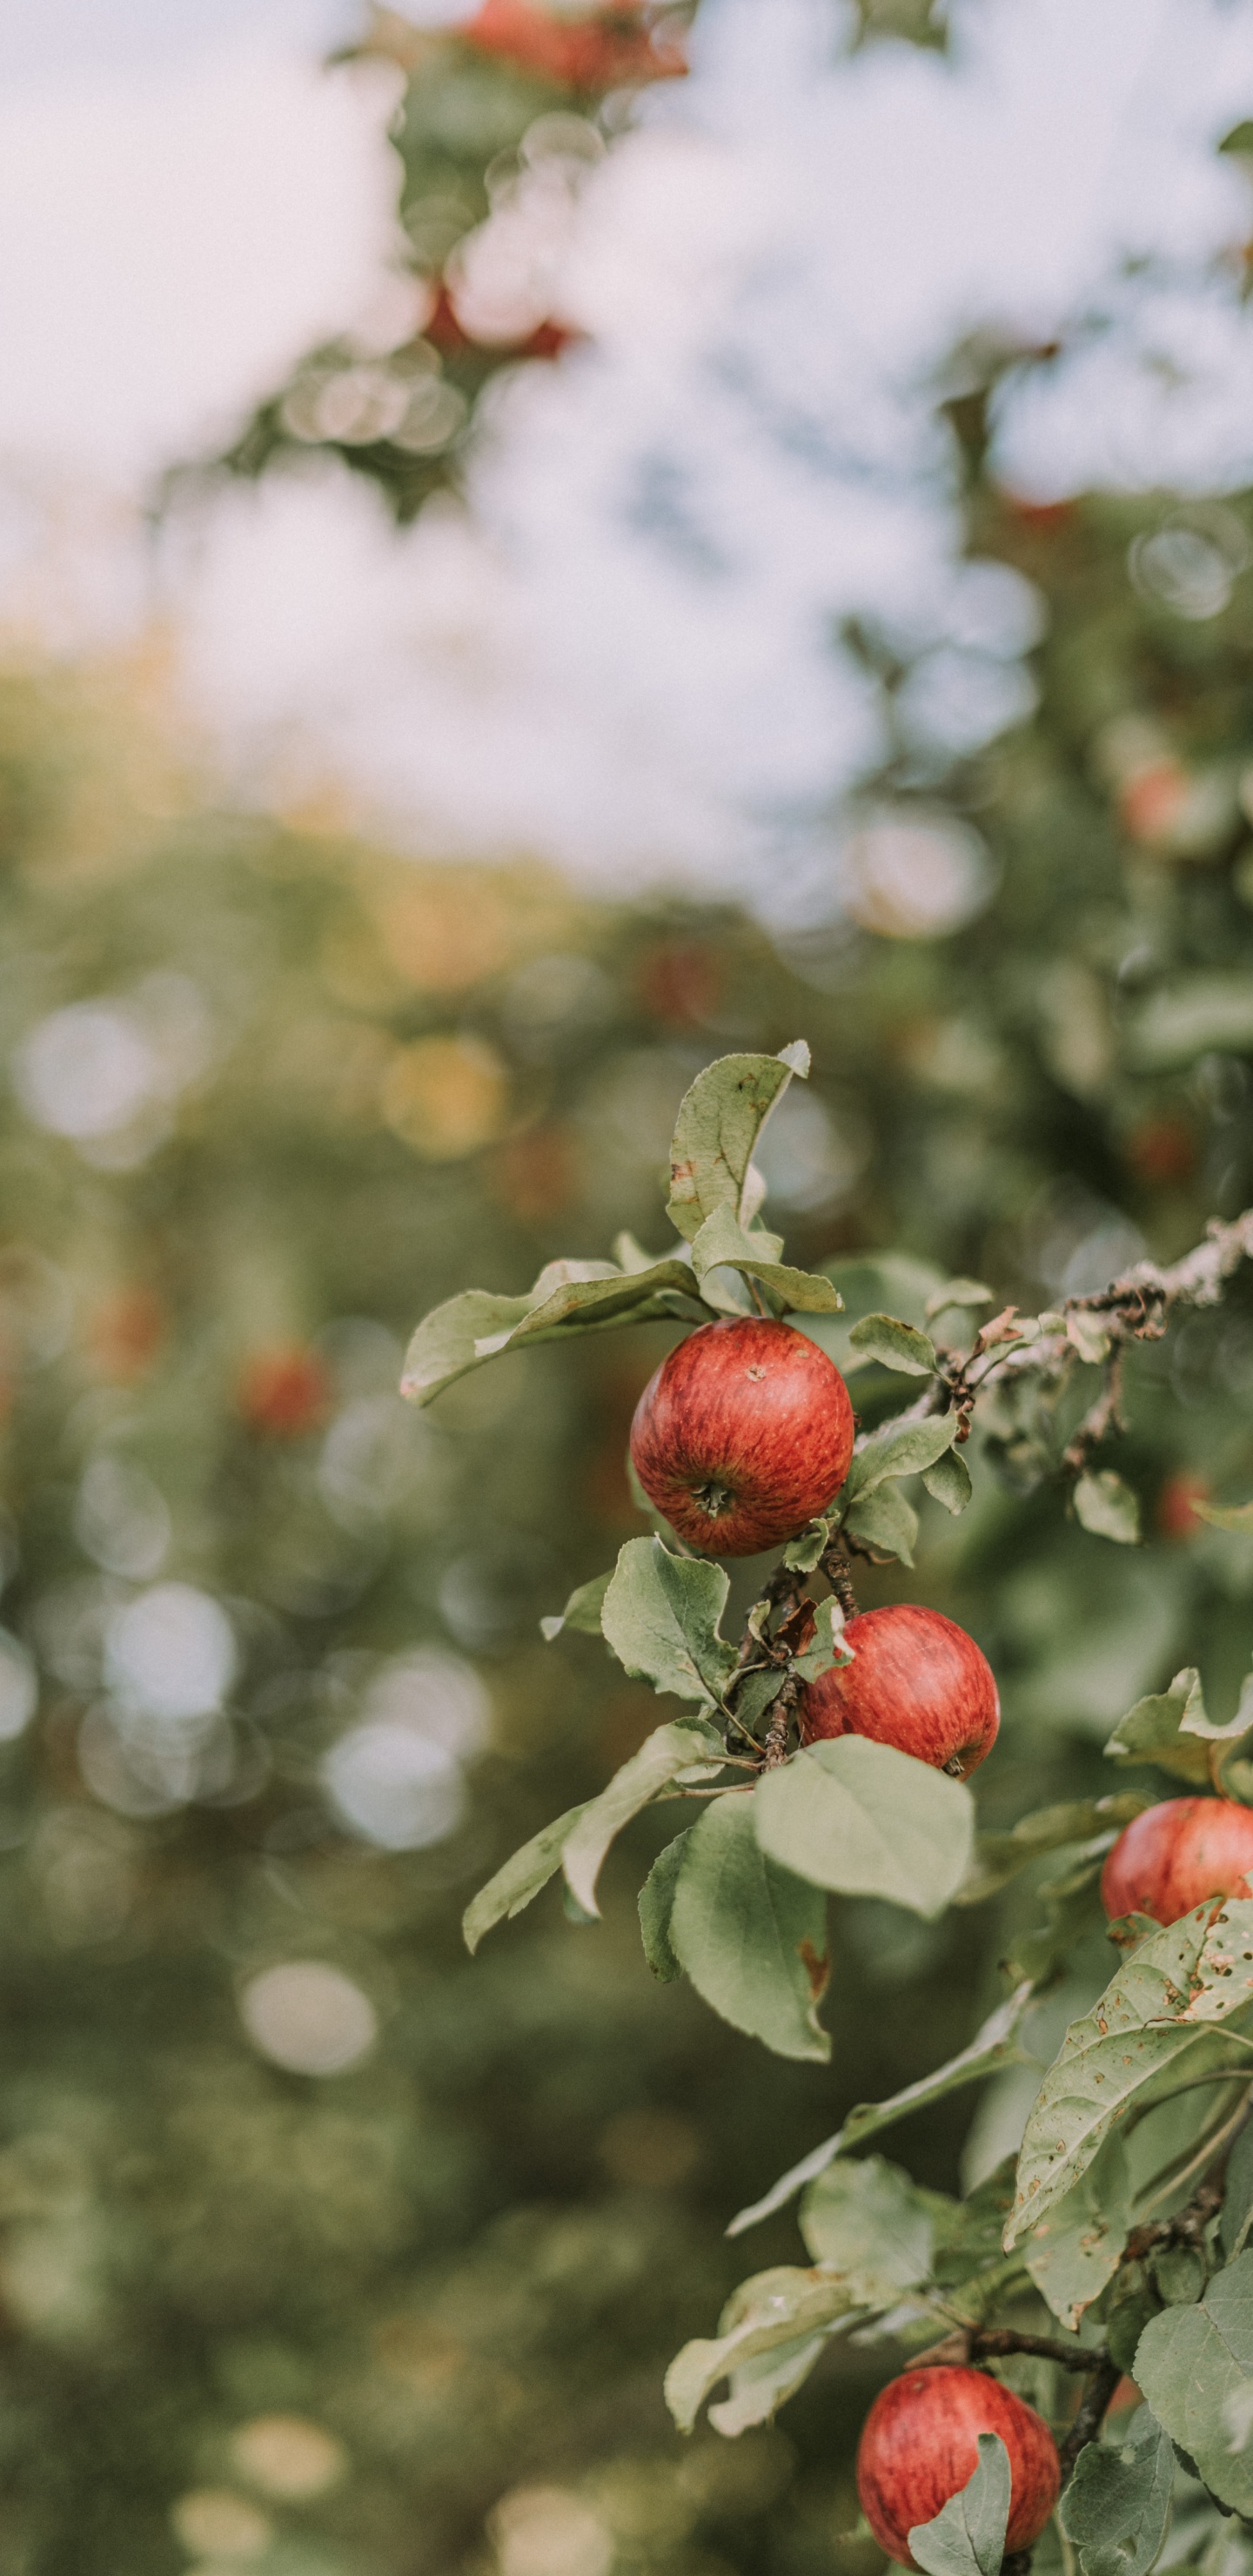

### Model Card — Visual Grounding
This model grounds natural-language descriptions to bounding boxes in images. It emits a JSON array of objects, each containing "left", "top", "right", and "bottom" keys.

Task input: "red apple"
[
  {"left": 856, "top": 2366, "right": 1060, "bottom": 2570},
  {"left": 629, "top": 1318, "right": 854, "bottom": 1556},
  {"left": 237, "top": 1346, "right": 332, "bottom": 1439},
  {"left": 1101, "top": 1795, "right": 1253, "bottom": 1927},
  {"left": 801, "top": 1603, "right": 999, "bottom": 1779}
]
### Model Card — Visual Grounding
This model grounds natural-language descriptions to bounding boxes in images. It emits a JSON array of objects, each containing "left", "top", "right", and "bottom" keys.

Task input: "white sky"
[{"left": 3, "top": 0, "right": 1253, "bottom": 888}]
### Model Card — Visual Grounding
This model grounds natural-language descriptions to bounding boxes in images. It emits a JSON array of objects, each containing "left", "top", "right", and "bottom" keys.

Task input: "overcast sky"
[{"left": 3, "top": 0, "right": 1253, "bottom": 889}]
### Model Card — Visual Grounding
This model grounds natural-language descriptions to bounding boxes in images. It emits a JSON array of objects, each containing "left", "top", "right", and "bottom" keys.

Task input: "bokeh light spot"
[
  {"left": 488, "top": 2487, "right": 613, "bottom": 2576},
  {"left": 229, "top": 2415, "right": 348, "bottom": 2501},
  {"left": 239, "top": 1963, "right": 378, "bottom": 2076},
  {"left": 170, "top": 2489, "right": 272, "bottom": 2560},
  {"left": 0, "top": 1631, "right": 37, "bottom": 1742},
  {"left": 105, "top": 1585, "right": 237, "bottom": 1721}
]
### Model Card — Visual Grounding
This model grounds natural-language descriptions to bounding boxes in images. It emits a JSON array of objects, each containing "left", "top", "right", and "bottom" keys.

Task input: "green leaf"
[
  {"left": 848, "top": 1312, "right": 937, "bottom": 1375},
  {"left": 401, "top": 1255, "right": 700, "bottom": 1406},
  {"left": 926, "top": 1278, "right": 994, "bottom": 1321},
  {"left": 463, "top": 1801, "right": 590, "bottom": 1955},
  {"left": 843, "top": 1411, "right": 957, "bottom": 1497},
  {"left": 799, "top": 2154, "right": 944, "bottom": 2292},
  {"left": 1194, "top": 1499, "right": 1253, "bottom": 1533},
  {"left": 727, "top": 1982, "right": 1034, "bottom": 2235},
  {"left": 689, "top": 1207, "right": 843, "bottom": 1313},
  {"left": 754, "top": 1739, "right": 974, "bottom": 1916},
  {"left": 955, "top": 1794, "right": 1150, "bottom": 1906},
  {"left": 562, "top": 1721, "right": 723, "bottom": 1918},
  {"left": 706, "top": 2334, "right": 830, "bottom": 2437},
  {"left": 539, "top": 1569, "right": 613, "bottom": 1641},
  {"left": 1221, "top": 2113, "right": 1253, "bottom": 2260},
  {"left": 1058, "top": 2405, "right": 1174, "bottom": 2576},
  {"left": 666, "top": 1047, "right": 808, "bottom": 1244},
  {"left": 1067, "top": 1310, "right": 1112, "bottom": 1365},
  {"left": 782, "top": 1517, "right": 835, "bottom": 1573},
  {"left": 1007, "top": 1898, "right": 1253, "bottom": 2245},
  {"left": 1103, "top": 1666, "right": 1250, "bottom": 1782},
  {"left": 668, "top": 1794, "right": 830, "bottom": 2063},
  {"left": 841, "top": 1481, "right": 919, "bottom": 1564},
  {"left": 1023, "top": 2130, "right": 1132, "bottom": 2331},
  {"left": 1135, "top": 2250, "right": 1253, "bottom": 2517},
  {"left": 922, "top": 1447, "right": 974, "bottom": 1514},
  {"left": 664, "top": 2262, "right": 861, "bottom": 2435},
  {"left": 790, "top": 1599, "right": 850, "bottom": 1686},
  {"left": 600, "top": 1537, "right": 737, "bottom": 1708},
  {"left": 638, "top": 1829, "right": 691, "bottom": 1982},
  {"left": 1002, "top": 1848, "right": 1109, "bottom": 1986},
  {"left": 908, "top": 2434, "right": 1010, "bottom": 2576},
  {"left": 1074, "top": 1469, "right": 1142, "bottom": 1546}
]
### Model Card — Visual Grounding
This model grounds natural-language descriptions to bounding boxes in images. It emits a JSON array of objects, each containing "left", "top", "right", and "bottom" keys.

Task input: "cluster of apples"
[
  {"left": 630, "top": 1315, "right": 1002, "bottom": 1776},
  {"left": 632, "top": 1315, "right": 1253, "bottom": 2563}
]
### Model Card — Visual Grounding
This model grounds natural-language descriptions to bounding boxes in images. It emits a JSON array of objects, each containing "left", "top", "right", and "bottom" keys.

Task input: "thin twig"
[{"left": 1058, "top": 2357, "right": 1122, "bottom": 2476}]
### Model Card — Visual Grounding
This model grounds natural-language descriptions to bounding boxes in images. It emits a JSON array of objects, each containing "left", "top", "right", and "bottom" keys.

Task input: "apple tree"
[{"left": 410, "top": 1037, "right": 1253, "bottom": 2572}]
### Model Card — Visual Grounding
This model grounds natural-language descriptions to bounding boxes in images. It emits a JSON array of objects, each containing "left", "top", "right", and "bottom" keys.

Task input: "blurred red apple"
[
  {"left": 857, "top": 2366, "right": 1059, "bottom": 2570},
  {"left": 801, "top": 1603, "right": 999, "bottom": 1779},
  {"left": 1102, "top": 1795, "right": 1253, "bottom": 1926},
  {"left": 629, "top": 1318, "right": 854, "bottom": 1555},
  {"left": 463, "top": 0, "right": 686, "bottom": 90},
  {"left": 1156, "top": 1469, "right": 1209, "bottom": 1541},
  {"left": 237, "top": 1346, "right": 332, "bottom": 1439}
]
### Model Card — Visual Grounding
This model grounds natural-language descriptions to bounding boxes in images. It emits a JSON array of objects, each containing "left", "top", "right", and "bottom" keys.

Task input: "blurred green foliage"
[{"left": 19, "top": 197, "right": 1253, "bottom": 2556}]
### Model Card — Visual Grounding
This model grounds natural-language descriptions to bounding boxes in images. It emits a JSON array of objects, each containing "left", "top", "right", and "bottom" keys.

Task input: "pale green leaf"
[
  {"left": 848, "top": 1312, "right": 937, "bottom": 1375},
  {"left": 908, "top": 2435, "right": 1010, "bottom": 2576},
  {"left": 754, "top": 1739, "right": 974, "bottom": 1916},
  {"left": 562, "top": 1721, "right": 722, "bottom": 1917},
  {"left": 1067, "top": 1310, "right": 1111, "bottom": 1364},
  {"left": 842, "top": 1482, "right": 919, "bottom": 1565},
  {"left": 1103, "top": 1666, "right": 1250, "bottom": 1781},
  {"left": 510, "top": 1258, "right": 701, "bottom": 1344},
  {"left": 707, "top": 2334, "right": 828, "bottom": 2437},
  {"left": 799, "top": 2155, "right": 942, "bottom": 2293},
  {"left": 789, "top": 1599, "right": 849, "bottom": 1685},
  {"left": 1023, "top": 2130, "right": 1131, "bottom": 2331},
  {"left": 401, "top": 1286, "right": 534, "bottom": 1405},
  {"left": 782, "top": 1517, "right": 835, "bottom": 1573},
  {"left": 1074, "top": 1469, "right": 1142, "bottom": 1545},
  {"left": 1222, "top": 2116, "right": 1253, "bottom": 2260},
  {"left": 843, "top": 1411, "right": 958, "bottom": 1497},
  {"left": 922, "top": 1447, "right": 974, "bottom": 1514},
  {"left": 1195, "top": 1498, "right": 1253, "bottom": 1532},
  {"left": 539, "top": 1570, "right": 613, "bottom": 1641},
  {"left": 1136, "top": 2251, "right": 1253, "bottom": 2517},
  {"left": 689, "top": 1207, "right": 844, "bottom": 1314},
  {"left": 1002, "top": 1848, "right": 1109, "bottom": 1987},
  {"left": 925, "top": 1279, "right": 994, "bottom": 1321},
  {"left": 463, "top": 1801, "right": 590, "bottom": 1955},
  {"left": 401, "top": 1255, "right": 700, "bottom": 1406},
  {"left": 668, "top": 1794, "right": 830, "bottom": 2063},
  {"left": 638, "top": 1829, "right": 691, "bottom": 1982},
  {"left": 1058, "top": 2406, "right": 1175, "bottom": 2576},
  {"left": 955, "top": 1794, "right": 1150, "bottom": 1906},
  {"left": 727, "top": 1982, "right": 1034, "bottom": 2235},
  {"left": 1007, "top": 1898, "right": 1253, "bottom": 2245},
  {"left": 600, "top": 1537, "right": 737, "bottom": 1707},
  {"left": 666, "top": 1049, "right": 807, "bottom": 1244},
  {"left": 664, "top": 2263, "right": 861, "bottom": 2434}
]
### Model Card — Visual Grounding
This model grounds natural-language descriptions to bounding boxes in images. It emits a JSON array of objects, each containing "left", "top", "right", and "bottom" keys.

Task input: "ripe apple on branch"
[{"left": 402, "top": 1040, "right": 1253, "bottom": 2565}]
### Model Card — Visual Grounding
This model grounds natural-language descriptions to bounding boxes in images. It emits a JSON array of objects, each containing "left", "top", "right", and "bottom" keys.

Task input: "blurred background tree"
[{"left": 6, "top": 5, "right": 1253, "bottom": 2574}]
